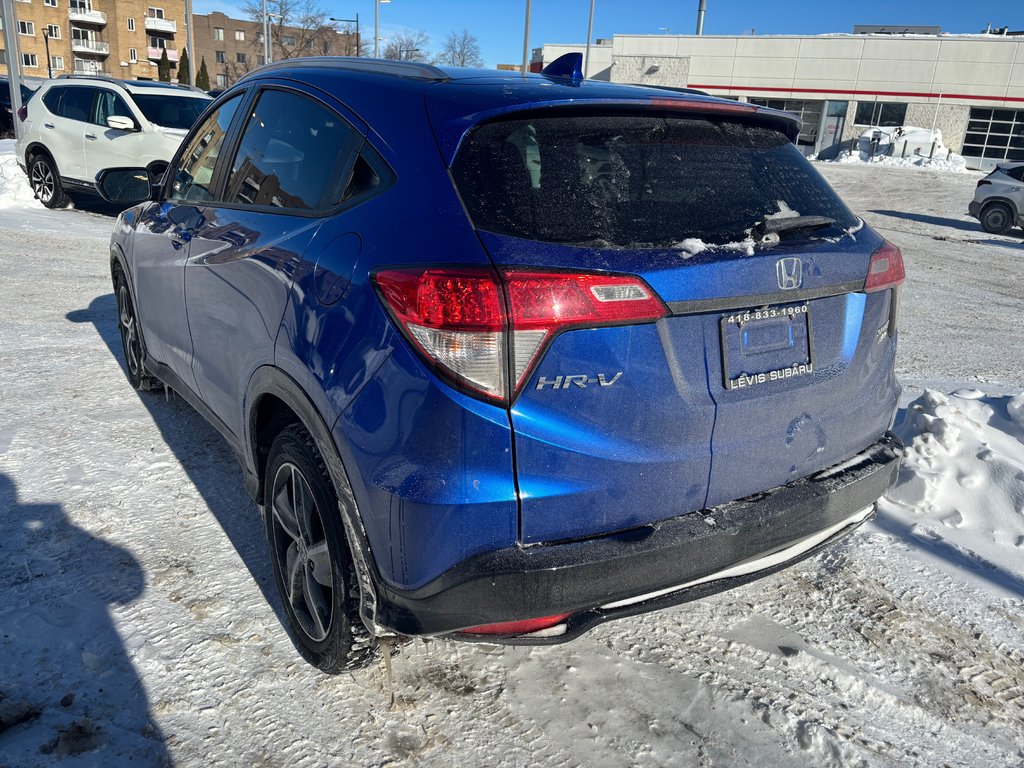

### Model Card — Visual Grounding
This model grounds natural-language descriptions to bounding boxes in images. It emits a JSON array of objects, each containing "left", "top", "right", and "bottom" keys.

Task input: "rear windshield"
[
  {"left": 132, "top": 94, "right": 210, "bottom": 130},
  {"left": 451, "top": 113, "right": 859, "bottom": 248}
]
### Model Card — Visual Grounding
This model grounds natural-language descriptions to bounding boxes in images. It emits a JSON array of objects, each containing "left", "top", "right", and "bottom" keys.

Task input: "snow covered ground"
[{"left": 0, "top": 143, "right": 1022, "bottom": 767}]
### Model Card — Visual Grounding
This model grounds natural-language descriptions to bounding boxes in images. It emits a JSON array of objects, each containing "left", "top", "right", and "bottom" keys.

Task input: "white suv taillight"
[{"left": 373, "top": 267, "right": 667, "bottom": 405}]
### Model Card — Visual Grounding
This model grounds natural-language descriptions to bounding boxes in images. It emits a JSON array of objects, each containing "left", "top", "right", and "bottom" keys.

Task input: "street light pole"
[
  {"left": 584, "top": 0, "right": 595, "bottom": 79},
  {"left": 330, "top": 15, "right": 359, "bottom": 56},
  {"left": 695, "top": 0, "right": 707, "bottom": 35},
  {"left": 43, "top": 28, "right": 53, "bottom": 78},
  {"left": 262, "top": 0, "right": 270, "bottom": 64},
  {"left": 520, "top": 0, "right": 532, "bottom": 74}
]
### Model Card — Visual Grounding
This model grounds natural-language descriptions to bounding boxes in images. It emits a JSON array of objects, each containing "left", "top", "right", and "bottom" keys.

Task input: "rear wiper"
[{"left": 750, "top": 215, "right": 836, "bottom": 241}]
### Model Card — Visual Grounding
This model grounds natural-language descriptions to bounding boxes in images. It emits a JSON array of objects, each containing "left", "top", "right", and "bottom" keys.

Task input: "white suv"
[{"left": 16, "top": 76, "right": 211, "bottom": 208}]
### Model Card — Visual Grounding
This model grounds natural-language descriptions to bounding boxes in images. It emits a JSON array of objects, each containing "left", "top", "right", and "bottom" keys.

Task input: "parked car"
[
  {"left": 969, "top": 162, "right": 1024, "bottom": 234},
  {"left": 97, "top": 55, "right": 904, "bottom": 673},
  {"left": 15, "top": 76, "right": 211, "bottom": 208},
  {"left": 0, "top": 79, "right": 35, "bottom": 137}
]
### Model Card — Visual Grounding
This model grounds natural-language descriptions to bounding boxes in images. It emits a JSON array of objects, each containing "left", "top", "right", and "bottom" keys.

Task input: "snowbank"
[
  {"left": 826, "top": 126, "right": 970, "bottom": 173},
  {"left": 0, "top": 139, "right": 41, "bottom": 209},
  {"left": 880, "top": 389, "right": 1024, "bottom": 593}
]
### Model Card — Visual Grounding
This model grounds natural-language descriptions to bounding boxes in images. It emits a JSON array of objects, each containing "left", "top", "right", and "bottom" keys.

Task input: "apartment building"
[
  {"left": 0, "top": 0, "right": 186, "bottom": 80},
  {"left": 192, "top": 11, "right": 357, "bottom": 88}
]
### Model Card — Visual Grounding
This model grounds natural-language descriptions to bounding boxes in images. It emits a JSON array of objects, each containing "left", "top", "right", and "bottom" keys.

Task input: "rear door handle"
[
  {"left": 85, "top": 133, "right": 97, "bottom": 140},
  {"left": 43, "top": 122, "right": 54, "bottom": 129}
]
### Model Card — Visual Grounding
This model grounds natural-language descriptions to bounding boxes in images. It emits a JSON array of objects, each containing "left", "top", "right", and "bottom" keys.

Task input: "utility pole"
[
  {"left": 1, "top": 0, "right": 25, "bottom": 137},
  {"left": 520, "top": 0, "right": 532, "bottom": 74},
  {"left": 584, "top": 0, "right": 595, "bottom": 79},
  {"left": 184, "top": 0, "right": 195, "bottom": 83},
  {"left": 330, "top": 15, "right": 359, "bottom": 56},
  {"left": 262, "top": 0, "right": 271, "bottom": 64},
  {"left": 43, "top": 28, "right": 52, "bottom": 78},
  {"left": 695, "top": 0, "right": 707, "bottom": 35}
]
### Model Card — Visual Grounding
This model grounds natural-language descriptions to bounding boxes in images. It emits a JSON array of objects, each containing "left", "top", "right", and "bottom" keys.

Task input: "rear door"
[
  {"left": 49, "top": 85, "right": 96, "bottom": 180},
  {"left": 450, "top": 109, "right": 899, "bottom": 544}
]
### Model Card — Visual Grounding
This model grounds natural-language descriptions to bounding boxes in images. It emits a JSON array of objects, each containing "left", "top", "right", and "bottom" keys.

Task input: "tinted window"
[
  {"left": 340, "top": 153, "right": 381, "bottom": 204},
  {"left": 94, "top": 90, "right": 134, "bottom": 127},
  {"left": 854, "top": 101, "right": 908, "bottom": 127},
  {"left": 451, "top": 114, "right": 858, "bottom": 248},
  {"left": 1002, "top": 166, "right": 1024, "bottom": 181},
  {"left": 132, "top": 94, "right": 210, "bottom": 130},
  {"left": 169, "top": 93, "right": 242, "bottom": 202},
  {"left": 42, "top": 86, "right": 64, "bottom": 115},
  {"left": 59, "top": 87, "right": 96, "bottom": 122},
  {"left": 224, "top": 89, "right": 355, "bottom": 210}
]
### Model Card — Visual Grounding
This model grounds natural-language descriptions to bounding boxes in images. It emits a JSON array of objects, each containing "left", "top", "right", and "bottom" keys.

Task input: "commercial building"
[
  {"left": 0, "top": 0, "right": 187, "bottom": 80},
  {"left": 192, "top": 12, "right": 356, "bottom": 89},
  {"left": 534, "top": 27, "right": 1024, "bottom": 170}
]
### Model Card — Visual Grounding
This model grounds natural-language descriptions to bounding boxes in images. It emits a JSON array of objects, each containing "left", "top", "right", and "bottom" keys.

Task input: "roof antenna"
[{"left": 540, "top": 52, "right": 584, "bottom": 84}]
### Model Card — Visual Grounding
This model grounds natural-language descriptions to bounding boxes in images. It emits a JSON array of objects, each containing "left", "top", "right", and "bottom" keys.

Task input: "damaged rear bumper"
[{"left": 373, "top": 432, "right": 903, "bottom": 642}]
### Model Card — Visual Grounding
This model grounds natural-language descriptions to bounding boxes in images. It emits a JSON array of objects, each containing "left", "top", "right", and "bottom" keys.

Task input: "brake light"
[
  {"left": 649, "top": 98, "right": 757, "bottom": 114},
  {"left": 977, "top": 179, "right": 992, "bottom": 187},
  {"left": 17, "top": 105, "right": 27, "bottom": 122},
  {"left": 373, "top": 267, "right": 667, "bottom": 405},
  {"left": 460, "top": 612, "right": 571, "bottom": 636},
  {"left": 864, "top": 241, "right": 905, "bottom": 292}
]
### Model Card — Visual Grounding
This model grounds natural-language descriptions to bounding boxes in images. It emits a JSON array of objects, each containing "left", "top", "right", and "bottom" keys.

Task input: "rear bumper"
[
  {"left": 375, "top": 432, "right": 903, "bottom": 641},
  {"left": 968, "top": 201, "right": 981, "bottom": 219}
]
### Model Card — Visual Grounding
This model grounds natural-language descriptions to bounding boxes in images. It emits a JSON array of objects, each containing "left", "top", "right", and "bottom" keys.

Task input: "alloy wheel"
[
  {"left": 30, "top": 161, "right": 55, "bottom": 204},
  {"left": 270, "top": 462, "right": 334, "bottom": 642},
  {"left": 117, "top": 284, "right": 141, "bottom": 377}
]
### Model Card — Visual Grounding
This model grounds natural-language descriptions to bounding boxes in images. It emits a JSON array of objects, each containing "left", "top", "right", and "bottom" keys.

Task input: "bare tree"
[
  {"left": 382, "top": 31, "right": 431, "bottom": 63},
  {"left": 240, "top": 0, "right": 346, "bottom": 64},
  {"left": 438, "top": 30, "right": 484, "bottom": 68}
]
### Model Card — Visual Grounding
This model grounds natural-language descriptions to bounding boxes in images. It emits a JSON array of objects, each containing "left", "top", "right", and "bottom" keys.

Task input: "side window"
[
  {"left": 168, "top": 94, "right": 242, "bottom": 203},
  {"left": 1005, "top": 166, "right": 1024, "bottom": 182},
  {"left": 223, "top": 89, "right": 356, "bottom": 210},
  {"left": 93, "top": 90, "right": 134, "bottom": 127},
  {"left": 340, "top": 153, "right": 381, "bottom": 204},
  {"left": 58, "top": 87, "right": 96, "bottom": 122},
  {"left": 42, "top": 86, "right": 64, "bottom": 115}
]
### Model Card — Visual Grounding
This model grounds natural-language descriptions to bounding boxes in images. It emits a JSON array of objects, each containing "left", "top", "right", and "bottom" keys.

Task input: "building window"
[
  {"left": 854, "top": 101, "right": 907, "bottom": 127},
  {"left": 963, "top": 108, "right": 1024, "bottom": 163},
  {"left": 50, "top": 55, "right": 64, "bottom": 69},
  {"left": 236, "top": 52, "right": 246, "bottom": 64},
  {"left": 216, "top": 74, "right": 227, "bottom": 87},
  {"left": 281, "top": 34, "right": 295, "bottom": 46},
  {"left": 44, "top": 0, "right": 58, "bottom": 6},
  {"left": 215, "top": 50, "right": 225, "bottom": 63},
  {"left": 234, "top": 29, "right": 244, "bottom": 41},
  {"left": 129, "top": 47, "right": 137, "bottom": 62},
  {"left": 748, "top": 98, "right": 825, "bottom": 149},
  {"left": 19, "top": 20, "right": 35, "bottom": 35},
  {"left": 127, "top": 17, "right": 135, "bottom": 31},
  {"left": 46, "top": 24, "right": 61, "bottom": 38},
  {"left": 147, "top": 6, "right": 164, "bottom": 18},
  {"left": 213, "top": 27, "right": 224, "bottom": 41},
  {"left": 22, "top": 53, "right": 38, "bottom": 67},
  {"left": 257, "top": 55, "right": 265, "bottom": 65},
  {"left": 150, "top": 36, "right": 167, "bottom": 48}
]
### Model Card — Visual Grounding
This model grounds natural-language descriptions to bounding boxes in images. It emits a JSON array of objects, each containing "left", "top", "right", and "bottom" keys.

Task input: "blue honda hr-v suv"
[{"left": 99, "top": 55, "right": 904, "bottom": 672}]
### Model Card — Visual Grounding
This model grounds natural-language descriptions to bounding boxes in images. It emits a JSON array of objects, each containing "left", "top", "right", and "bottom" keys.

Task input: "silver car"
[{"left": 969, "top": 163, "right": 1024, "bottom": 234}]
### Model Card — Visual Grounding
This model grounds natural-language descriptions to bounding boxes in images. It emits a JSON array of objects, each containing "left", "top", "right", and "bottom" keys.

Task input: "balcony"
[
  {"left": 144, "top": 17, "right": 177, "bottom": 34},
  {"left": 71, "top": 39, "right": 110, "bottom": 55},
  {"left": 147, "top": 46, "right": 179, "bottom": 62},
  {"left": 72, "top": 66, "right": 107, "bottom": 75},
  {"left": 68, "top": 7, "right": 107, "bottom": 25}
]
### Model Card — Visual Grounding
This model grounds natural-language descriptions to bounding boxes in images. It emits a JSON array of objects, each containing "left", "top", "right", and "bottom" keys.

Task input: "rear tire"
[
  {"left": 29, "top": 155, "right": 69, "bottom": 209},
  {"left": 115, "top": 273, "right": 160, "bottom": 391},
  {"left": 264, "top": 425, "right": 376, "bottom": 673},
  {"left": 979, "top": 202, "right": 1014, "bottom": 234}
]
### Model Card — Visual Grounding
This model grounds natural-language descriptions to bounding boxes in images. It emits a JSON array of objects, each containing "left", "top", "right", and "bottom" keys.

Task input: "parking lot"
[{"left": 1, "top": 148, "right": 1022, "bottom": 767}]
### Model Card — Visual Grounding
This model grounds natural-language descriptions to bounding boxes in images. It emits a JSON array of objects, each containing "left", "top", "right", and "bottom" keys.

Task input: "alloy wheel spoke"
[
  {"left": 302, "top": 566, "right": 329, "bottom": 639},
  {"left": 273, "top": 482, "right": 302, "bottom": 544},
  {"left": 285, "top": 544, "right": 303, "bottom": 607},
  {"left": 307, "top": 540, "right": 332, "bottom": 587}
]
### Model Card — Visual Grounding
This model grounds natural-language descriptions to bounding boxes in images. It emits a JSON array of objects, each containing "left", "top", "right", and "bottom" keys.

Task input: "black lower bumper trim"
[{"left": 375, "top": 432, "right": 903, "bottom": 641}]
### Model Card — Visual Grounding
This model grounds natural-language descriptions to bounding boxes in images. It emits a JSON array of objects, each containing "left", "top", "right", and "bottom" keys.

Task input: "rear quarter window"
[{"left": 451, "top": 112, "right": 859, "bottom": 248}]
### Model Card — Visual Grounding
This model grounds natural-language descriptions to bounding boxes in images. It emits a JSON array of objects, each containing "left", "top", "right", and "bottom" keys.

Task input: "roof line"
[{"left": 241, "top": 56, "right": 451, "bottom": 83}]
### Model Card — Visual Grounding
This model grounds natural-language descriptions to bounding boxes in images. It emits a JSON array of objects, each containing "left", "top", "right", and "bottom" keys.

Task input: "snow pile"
[
  {"left": 880, "top": 389, "right": 1024, "bottom": 590},
  {"left": 829, "top": 126, "right": 969, "bottom": 172},
  {"left": 0, "top": 139, "right": 41, "bottom": 209}
]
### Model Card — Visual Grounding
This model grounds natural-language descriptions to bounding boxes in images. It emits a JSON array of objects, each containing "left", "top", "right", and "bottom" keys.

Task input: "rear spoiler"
[{"left": 429, "top": 92, "right": 802, "bottom": 166}]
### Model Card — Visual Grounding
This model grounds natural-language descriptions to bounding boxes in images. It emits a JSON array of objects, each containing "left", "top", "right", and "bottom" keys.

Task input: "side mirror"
[
  {"left": 95, "top": 167, "right": 155, "bottom": 205},
  {"left": 106, "top": 115, "right": 138, "bottom": 132}
]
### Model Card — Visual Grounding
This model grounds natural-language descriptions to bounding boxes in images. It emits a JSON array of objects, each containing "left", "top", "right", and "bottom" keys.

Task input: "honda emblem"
[{"left": 776, "top": 258, "right": 802, "bottom": 290}]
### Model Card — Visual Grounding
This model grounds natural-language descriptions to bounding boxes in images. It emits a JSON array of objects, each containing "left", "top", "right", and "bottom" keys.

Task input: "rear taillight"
[
  {"left": 864, "top": 241, "right": 905, "bottom": 293},
  {"left": 373, "top": 267, "right": 667, "bottom": 405},
  {"left": 977, "top": 179, "right": 992, "bottom": 187},
  {"left": 17, "top": 105, "right": 27, "bottom": 122}
]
